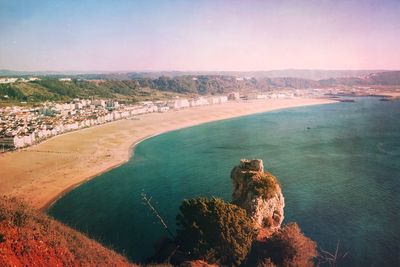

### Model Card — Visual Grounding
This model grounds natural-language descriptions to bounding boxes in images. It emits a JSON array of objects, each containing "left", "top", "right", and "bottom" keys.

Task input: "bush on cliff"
[
  {"left": 253, "top": 223, "right": 317, "bottom": 267},
  {"left": 175, "top": 197, "right": 257, "bottom": 266},
  {"left": 251, "top": 172, "right": 280, "bottom": 200},
  {"left": 232, "top": 169, "right": 280, "bottom": 208}
]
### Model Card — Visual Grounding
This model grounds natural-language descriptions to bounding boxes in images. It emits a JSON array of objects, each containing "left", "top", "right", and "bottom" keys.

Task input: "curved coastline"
[
  {"left": 0, "top": 98, "right": 336, "bottom": 210},
  {"left": 42, "top": 132, "right": 164, "bottom": 211}
]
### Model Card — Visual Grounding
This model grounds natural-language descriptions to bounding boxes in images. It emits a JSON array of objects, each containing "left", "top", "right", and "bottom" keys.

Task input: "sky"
[{"left": 0, "top": 0, "right": 399, "bottom": 71}]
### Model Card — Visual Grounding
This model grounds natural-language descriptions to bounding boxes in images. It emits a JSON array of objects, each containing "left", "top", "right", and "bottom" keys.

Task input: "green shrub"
[
  {"left": 233, "top": 171, "right": 280, "bottom": 208},
  {"left": 251, "top": 172, "right": 280, "bottom": 200},
  {"left": 175, "top": 197, "right": 257, "bottom": 266}
]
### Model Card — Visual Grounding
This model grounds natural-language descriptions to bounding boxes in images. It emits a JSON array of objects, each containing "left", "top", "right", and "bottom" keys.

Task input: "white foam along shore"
[{"left": 0, "top": 98, "right": 336, "bottom": 210}]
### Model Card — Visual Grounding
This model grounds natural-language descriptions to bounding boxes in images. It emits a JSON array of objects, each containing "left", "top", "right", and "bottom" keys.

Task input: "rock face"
[{"left": 231, "top": 159, "right": 285, "bottom": 231}]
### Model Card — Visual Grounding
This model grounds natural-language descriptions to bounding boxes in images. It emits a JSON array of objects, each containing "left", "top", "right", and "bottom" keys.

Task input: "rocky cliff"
[{"left": 231, "top": 159, "right": 285, "bottom": 231}]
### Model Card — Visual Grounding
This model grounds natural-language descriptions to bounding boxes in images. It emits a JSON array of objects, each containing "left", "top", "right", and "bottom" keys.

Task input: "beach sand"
[{"left": 0, "top": 98, "right": 335, "bottom": 210}]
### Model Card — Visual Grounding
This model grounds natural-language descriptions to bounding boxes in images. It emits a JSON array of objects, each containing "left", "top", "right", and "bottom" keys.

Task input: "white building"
[
  {"left": 247, "top": 92, "right": 258, "bottom": 100},
  {"left": 219, "top": 96, "right": 228, "bottom": 103},
  {"left": 169, "top": 98, "right": 190, "bottom": 109},
  {"left": 208, "top": 95, "right": 228, "bottom": 104},
  {"left": 228, "top": 92, "right": 240, "bottom": 101},
  {"left": 158, "top": 106, "right": 169, "bottom": 113},
  {"left": 190, "top": 97, "right": 209, "bottom": 107},
  {"left": 0, "top": 78, "right": 18, "bottom": 84},
  {"left": 92, "top": 100, "right": 106, "bottom": 107},
  {"left": 0, "top": 135, "right": 24, "bottom": 149},
  {"left": 59, "top": 78, "right": 72, "bottom": 82},
  {"left": 129, "top": 106, "right": 147, "bottom": 116},
  {"left": 257, "top": 94, "right": 268, "bottom": 99},
  {"left": 146, "top": 105, "right": 158, "bottom": 113}
]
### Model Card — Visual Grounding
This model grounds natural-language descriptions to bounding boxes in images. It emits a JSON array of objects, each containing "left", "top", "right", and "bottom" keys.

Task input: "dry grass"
[{"left": 0, "top": 196, "right": 136, "bottom": 266}]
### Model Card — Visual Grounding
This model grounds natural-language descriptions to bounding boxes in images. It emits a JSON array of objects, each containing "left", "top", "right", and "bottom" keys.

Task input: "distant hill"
[
  {"left": 73, "top": 69, "right": 392, "bottom": 80},
  {"left": 0, "top": 79, "right": 185, "bottom": 103},
  {"left": 0, "top": 69, "right": 108, "bottom": 77},
  {"left": 366, "top": 71, "right": 400, "bottom": 85},
  {"left": 319, "top": 71, "right": 400, "bottom": 86},
  {"left": 1, "top": 69, "right": 393, "bottom": 80},
  {"left": 254, "top": 69, "right": 390, "bottom": 80},
  {"left": 1, "top": 71, "right": 400, "bottom": 103}
]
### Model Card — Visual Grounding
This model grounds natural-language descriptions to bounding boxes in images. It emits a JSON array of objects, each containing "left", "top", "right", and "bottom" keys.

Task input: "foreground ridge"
[{"left": 0, "top": 197, "right": 135, "bottom": 266}]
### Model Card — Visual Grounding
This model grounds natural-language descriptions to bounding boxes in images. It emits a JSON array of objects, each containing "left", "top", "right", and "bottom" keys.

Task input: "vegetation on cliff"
[
  {"left": 0, "top": 197, "right": 133, "bottom": 266},
  {"left": 147, "top": 160, "right": 317, "bottom": 266},
  {"left": 247, "top": 223, "right": 317, "bottom": 267},
  {"left": 175, "top": 198, "right": 257, "bottom": 266},
  {"left": 234, "top": 171, "right": 280, "bottom": 202}
]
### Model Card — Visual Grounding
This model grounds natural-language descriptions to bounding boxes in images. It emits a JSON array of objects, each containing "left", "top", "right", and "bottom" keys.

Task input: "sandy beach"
[{"left": 0, "top": 98, "right": 335, "bottom": 210}]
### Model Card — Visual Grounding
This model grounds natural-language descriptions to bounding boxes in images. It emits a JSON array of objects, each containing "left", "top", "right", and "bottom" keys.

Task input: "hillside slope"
[
  {"left": 1, "top": 71, "right": 399, "bottom": 104},
  {"left": 0, "top": 197, "right": 135, "bottom": 266}
]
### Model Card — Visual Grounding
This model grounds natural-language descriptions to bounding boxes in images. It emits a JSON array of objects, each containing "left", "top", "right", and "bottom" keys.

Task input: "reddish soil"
[{"left": 0, "top": 197, "right": 135, "bottom": 267}]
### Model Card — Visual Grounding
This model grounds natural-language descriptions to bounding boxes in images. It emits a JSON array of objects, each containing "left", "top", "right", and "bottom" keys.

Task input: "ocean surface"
[{"left": 48, "top": 97, "right": 400, "bottom": 266}]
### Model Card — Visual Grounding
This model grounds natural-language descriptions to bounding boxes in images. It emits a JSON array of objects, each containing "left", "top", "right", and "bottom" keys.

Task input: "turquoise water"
[{"left": 49, "top": 97, "right": 400, "bottom": 266}]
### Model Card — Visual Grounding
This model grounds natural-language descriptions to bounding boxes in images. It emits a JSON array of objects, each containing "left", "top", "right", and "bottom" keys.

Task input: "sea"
[{"left": 48, "top": 97, "right": 400, "bottom": 266}]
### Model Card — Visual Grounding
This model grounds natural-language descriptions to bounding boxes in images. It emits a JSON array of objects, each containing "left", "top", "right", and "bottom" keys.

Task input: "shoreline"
[
  {"left": 0, "top": 98, "right": 336, "bottom": 210},
  {"left": 42, "top": 132, "right": 161, "bottom": 211}
]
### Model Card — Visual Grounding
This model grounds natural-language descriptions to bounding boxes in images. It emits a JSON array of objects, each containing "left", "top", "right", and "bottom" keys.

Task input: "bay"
[{"left": 49, "top": 97, "right": 400, "bottom": 266}]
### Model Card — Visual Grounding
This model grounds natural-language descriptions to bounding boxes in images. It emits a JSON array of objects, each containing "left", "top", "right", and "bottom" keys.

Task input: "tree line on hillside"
[
  {"left": 2, "top": 71, "right": 400, "bottom": 103},
  {"left": 0, "top": 75, "right": 319, "bottom": 103}
]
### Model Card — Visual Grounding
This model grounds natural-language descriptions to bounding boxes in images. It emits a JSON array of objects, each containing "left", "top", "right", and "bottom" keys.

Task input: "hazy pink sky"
[{"left": 1, "top": 0, "right": 399, "bottom": 71}]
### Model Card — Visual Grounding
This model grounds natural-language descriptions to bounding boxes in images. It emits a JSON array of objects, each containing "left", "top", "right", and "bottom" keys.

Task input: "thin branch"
[
  {"left": 318, "top": 240, "right": 348, "bottom": 267},
  {"left": 141, "top": 193, "right": 175, "bottom": 239}
]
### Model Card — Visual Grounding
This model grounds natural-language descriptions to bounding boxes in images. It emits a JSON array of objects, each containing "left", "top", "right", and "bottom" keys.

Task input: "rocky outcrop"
[{"left": 231, "top": 159, "right": 285, "bottom": 231}]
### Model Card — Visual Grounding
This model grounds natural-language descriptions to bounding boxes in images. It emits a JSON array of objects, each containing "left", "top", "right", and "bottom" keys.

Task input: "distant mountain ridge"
[
  {"left": 319, "top": 71, "right": 400, "bottom": 86},
  {"left": 0, "top": 69, "right": 393, "bottom": 80},
  {"left": 1, "top": 71, "right": 399, "bottom": 103},
  {"left": 366, "top": 71, "right": 400, "bottom": 85}
]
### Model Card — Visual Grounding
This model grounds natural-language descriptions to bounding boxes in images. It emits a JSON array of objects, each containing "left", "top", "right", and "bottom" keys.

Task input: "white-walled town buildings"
[
  {"left": 0, "top": 89, "right": 303, "bottom": 151},
  {"left": 0, "top": 94, "right": 235, "bottom": 151}
]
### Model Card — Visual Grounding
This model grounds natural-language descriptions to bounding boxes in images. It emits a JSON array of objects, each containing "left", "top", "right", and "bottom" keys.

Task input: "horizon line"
[{"left": 1, "top": 68, "right": 398, "bottom": 74}]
